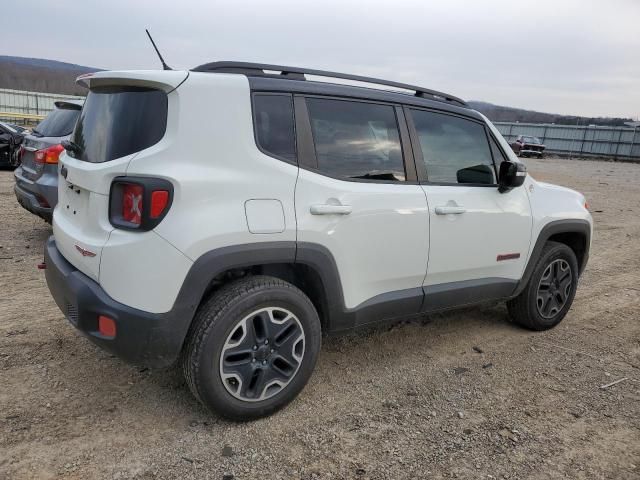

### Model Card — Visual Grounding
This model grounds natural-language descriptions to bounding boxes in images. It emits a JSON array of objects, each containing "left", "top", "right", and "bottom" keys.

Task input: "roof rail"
[{"left": 191, "top": 61, "right": 467, "bottom": 107}]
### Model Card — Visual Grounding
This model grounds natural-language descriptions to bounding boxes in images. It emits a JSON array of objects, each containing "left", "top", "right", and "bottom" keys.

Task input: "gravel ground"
[{"left": 1, "top": 157, "right": 639, "bottom": 480}]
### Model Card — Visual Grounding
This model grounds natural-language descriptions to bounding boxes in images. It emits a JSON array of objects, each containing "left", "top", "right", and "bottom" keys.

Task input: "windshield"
[
  {"left": 9, "top": 124, "right": 26, "bottom": 133},
  {"left": 0, "top": 122, "right": 17, "bottom": 134},
  {"left": 70, "top": 86, "right": 167, "bottom": 163},
  {"left": 522, "top": 136, "right": 541, "bottom": 144},
  {"left": 33, "top": 108, "right": 80, "bottom": 137}
]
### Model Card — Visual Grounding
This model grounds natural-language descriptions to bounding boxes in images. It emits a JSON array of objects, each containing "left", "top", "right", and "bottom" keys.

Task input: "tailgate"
[
  {"left": 52, "top": 70, "right": 185, "bottom": 282},
  {"left": 20, "top": 138, "right": 45, "bottom": 181},
  {"left": 53, "top": 155, "right": 132, "bottom": 281}
]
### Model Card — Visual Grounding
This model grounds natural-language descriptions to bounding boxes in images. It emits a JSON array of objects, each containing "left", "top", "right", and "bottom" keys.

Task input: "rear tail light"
[
  {"left": 109, "top": 177, "right": 173, "bottom": 231},
  {"left": 122, "top": 184, "right": 143, "bottom": 225},
  {"left": 35, "top": 144, "right": 64, "bottom": 164},
  {"left": 150, "top": 190, "right": 170, "bottom": 218}
]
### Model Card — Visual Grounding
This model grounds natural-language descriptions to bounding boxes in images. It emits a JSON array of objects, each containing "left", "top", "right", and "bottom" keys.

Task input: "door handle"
[
  {"left": 310, "top": 204, "right": 352, "bottom": 215},
  {"left": 435, "top": 205, "right": 466, "bottom": 215}
]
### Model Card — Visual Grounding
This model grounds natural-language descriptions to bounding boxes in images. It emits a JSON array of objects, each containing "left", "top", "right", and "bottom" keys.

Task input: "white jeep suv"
[{"left": 44, "top": 63, "right": 592, "bottom": 420}]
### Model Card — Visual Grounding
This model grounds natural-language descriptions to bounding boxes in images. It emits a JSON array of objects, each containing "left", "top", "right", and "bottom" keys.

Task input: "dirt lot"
[{"left": 1, "top": 157, "right": 639, "bottom": 480}]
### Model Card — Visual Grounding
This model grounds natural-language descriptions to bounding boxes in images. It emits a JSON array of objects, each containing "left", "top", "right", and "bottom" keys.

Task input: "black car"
[{"left": 0, "top": 121, "right": 25, "bottom": 168}]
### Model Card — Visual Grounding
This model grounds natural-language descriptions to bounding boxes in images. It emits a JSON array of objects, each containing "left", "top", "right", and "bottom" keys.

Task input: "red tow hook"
[{"left": 37, "top": 261, "right": 46, "bottom": 270}]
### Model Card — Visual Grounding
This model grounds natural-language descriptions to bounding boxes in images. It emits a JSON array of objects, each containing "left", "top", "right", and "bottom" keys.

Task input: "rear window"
[
  {"left": 33, "top": 107, "right": 80, "bottom": 137},
  {"left": 70, "top": 86, "right": 167, "bottom": 163}
]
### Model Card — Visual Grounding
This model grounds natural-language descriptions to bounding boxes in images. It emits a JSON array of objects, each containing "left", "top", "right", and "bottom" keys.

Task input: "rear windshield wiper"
[{"left": 61, "top": 139, "right": 83, "bottom": 157}]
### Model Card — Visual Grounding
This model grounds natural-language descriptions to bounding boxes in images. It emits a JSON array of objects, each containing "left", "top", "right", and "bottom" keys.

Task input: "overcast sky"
[{"left": 3, "top": 0, "right": 639, "bottom": 118}]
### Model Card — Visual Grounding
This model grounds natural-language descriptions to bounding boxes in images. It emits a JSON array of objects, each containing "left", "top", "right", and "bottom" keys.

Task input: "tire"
[
  {"left": 182, "top": 275, "right": 321, "bottom": 420},
  {"left": 507, "top": 241, "right": 579, "bottom": 331}
]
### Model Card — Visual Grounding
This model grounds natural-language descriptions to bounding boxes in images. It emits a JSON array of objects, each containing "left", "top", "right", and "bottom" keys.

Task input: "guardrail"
[
  {"left": 0, "top": 111, "right": 45, "bottom": 121},
  {"left": 0, "top": 88, "right": 84, "bottom": 126},
  {"left": 495, "top": 122, "right": 640, "bottom": 161}
]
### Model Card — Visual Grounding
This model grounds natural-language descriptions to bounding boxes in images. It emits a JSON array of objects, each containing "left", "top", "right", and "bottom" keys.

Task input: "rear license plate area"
[{"left": 61, "top": 181, "right": 89, "bottom": 217}]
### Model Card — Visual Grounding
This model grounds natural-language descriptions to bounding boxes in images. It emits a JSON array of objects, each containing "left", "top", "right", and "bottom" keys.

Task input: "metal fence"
[
  {"left": 495, "top": 122, "right": 640, "bottom": 161},
  {"left": 0, "top": 88, "right": 84, "bottom": 126}
]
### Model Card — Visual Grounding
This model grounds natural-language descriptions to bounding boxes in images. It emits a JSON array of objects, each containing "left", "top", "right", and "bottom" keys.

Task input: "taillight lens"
[
  {"left": 35, "top": 144, "right": 64, "bottom": 164},
  {"left": 150, "top": 190, "right": 169, "bottom": 218},
  {"left": 109, "top": 177, "right": 173, "bottom": 231},
  {"left": 122, "top": 184, "right": 144, "bottom": 225}
]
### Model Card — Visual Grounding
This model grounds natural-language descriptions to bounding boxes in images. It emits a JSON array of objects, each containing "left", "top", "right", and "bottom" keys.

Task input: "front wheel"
[
  {"left": 507, "top": 241, "right": 579, "bottom": 330},
  {"left": 182, "top": 275, "right": 321, "bottom": 420}
]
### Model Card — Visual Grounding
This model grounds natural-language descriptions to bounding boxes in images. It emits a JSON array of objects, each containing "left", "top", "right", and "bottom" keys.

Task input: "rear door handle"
[
  {"left": 310, "top": 204, "right": 352, "bottom": 215},
  {"left": 435, "top": 205, "right": 466, "bottom": 215}
]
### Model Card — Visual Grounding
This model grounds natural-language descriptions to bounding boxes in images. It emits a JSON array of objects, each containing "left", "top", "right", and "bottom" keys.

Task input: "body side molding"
[{"left": 423, "top": 278, "right": 518, "bottom": 313}]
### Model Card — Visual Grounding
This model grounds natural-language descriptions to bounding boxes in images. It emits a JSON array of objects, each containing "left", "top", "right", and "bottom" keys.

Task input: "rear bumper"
[
  {"left": 14, "top": 166, "right": 58, "bottom": 221},
  {"left": 14, "top": 183, "right": 52, "bottom": 222},
  {"left": 44, "top": 237, "right": 187, "bottom": 367}
]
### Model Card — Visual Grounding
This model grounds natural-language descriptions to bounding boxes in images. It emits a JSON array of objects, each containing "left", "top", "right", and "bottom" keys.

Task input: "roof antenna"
[{"left": 145, "top": 29, "right": 172, "bottom": 70}]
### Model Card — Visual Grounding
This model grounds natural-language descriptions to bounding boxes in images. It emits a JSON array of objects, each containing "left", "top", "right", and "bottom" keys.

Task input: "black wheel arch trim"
[
  {"left": 177, "top": 242, "right": 532, "bottom": 336},
  {"left": 512, "top": 219, "right": 591, "bottom": 298}
]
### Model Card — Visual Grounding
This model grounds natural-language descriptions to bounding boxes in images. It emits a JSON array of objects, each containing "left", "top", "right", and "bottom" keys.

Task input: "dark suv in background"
[
  {"left": 14, "top": 100, "right": 83, "bottom": 222},
  {"left": 510, "top": 135, "right": 545, "bottom": 158}
]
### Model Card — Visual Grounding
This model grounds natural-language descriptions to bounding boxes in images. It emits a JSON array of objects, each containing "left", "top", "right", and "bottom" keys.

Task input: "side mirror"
[
  {"left": 498, "top": 160, "right": 527, "bottom": 193},
  {"left": 0, "top": 133, "right": 11, "bottom": 144}
]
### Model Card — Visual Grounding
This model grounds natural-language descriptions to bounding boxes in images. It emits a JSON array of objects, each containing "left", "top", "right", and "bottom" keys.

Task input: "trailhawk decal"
[{"left": 497, "top": 253, "right": 521, "bottom": 262}]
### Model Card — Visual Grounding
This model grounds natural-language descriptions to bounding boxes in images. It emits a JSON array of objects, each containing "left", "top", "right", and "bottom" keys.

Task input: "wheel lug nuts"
[
  {"left": 262, "top": 360, "right": 267, "bottom": 365},
  {"left": 270, "top": 349, "right": 274, "bottom": 353},
  {"left": 253, "top": 345, "right": 257, "bottom": 350},
  {"left": 264, "top": 340, "right": 269, "bottom": 345}
]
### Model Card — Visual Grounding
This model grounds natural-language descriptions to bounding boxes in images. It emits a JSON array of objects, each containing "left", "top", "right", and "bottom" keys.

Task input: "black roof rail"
[{"left": 191, "top": 61, "right": 467, "bottom": 107}]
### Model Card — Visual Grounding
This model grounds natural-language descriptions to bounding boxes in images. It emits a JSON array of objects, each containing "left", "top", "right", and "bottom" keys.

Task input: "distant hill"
[
  {"left": 468, "top": 100, "right": 633, "bottom": 127},
  {"left": 0, "top": 56, "right": 102, "bottom": 95},
  {"left": 0, "top": 56, "right": 633, "bottom": 126}
]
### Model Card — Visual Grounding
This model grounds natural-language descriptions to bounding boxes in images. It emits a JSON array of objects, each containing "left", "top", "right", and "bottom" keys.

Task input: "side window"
[
  {"left": 410, "top": 109, "right": 496, "bottom": 185},
  {"left": 253, "top": 94, "right": 296, "bottom": 162},
  {"left": 489, "top": 135, "right": 508, "bottom": 164},
  {"left": 305, "top": 98, "right": 405, "bottom": 181}
]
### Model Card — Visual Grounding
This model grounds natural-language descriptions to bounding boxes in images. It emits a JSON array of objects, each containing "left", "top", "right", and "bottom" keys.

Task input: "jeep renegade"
[{"left": 43, "top": 63, "right": 592, "bottom": 420}]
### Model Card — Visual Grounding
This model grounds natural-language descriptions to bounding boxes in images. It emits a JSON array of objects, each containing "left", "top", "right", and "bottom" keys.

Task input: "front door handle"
[
  {"left": 435, "top": 205, "right": 466, "bottom": 215},
  {"left": 310, "top": 204, "right": 352, "bottom": 215}
]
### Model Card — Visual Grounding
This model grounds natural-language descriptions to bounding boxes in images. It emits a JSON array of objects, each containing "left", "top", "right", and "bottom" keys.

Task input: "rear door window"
[
  {"left": 410, "top": 109, "right": 496, "bottom": 185},
  {"left": 306, "top": 98, "right": 405, "bottom": 181},
  {"left": 252, "top": 94, "right": 296, "bottom": 162},
  {"left": 70, "top": 86, "right": 167, "bottom": 163},
  {"left": 33, "top": 108, "right": 80, "bottom": 137}
]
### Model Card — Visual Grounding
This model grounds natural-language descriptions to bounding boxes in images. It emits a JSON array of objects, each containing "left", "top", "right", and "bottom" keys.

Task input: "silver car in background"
[{"left": 14, "top": 100, "right": 83, "bottom": 222}]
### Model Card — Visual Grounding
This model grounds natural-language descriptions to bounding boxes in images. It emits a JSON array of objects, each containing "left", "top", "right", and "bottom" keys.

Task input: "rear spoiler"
[
  {"left": 54, "top": 100, "right": 84, "bottom": 110},
  {"left": 76, "top": 70, "right": 189, "bottom": 92}
]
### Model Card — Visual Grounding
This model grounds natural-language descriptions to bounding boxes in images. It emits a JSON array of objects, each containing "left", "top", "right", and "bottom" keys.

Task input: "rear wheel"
[
  {"left": 507, "top": 241, "right": 578, "bottom": 330},
  {"left": 182, "top": 275, "right": 321, "bottom": 420}
]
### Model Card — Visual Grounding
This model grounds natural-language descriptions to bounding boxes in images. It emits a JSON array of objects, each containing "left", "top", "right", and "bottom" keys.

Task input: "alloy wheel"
[
  {"left": 536, "top": 259, "right": 572, "bottom": 319},
  {"left": 219, "top": 307, "right": 305, "bottom": 402}
]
